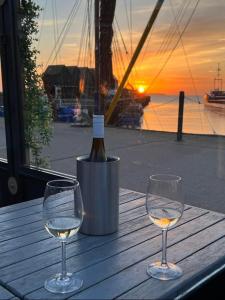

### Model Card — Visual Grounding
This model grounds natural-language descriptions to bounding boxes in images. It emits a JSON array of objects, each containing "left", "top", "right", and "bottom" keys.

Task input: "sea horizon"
[{"left": 142, "top": 94, "right": 225, "bottom": 136}]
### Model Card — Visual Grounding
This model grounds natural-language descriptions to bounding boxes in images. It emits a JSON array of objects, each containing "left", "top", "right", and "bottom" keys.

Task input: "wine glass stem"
[
  {"left": 161, "top": 229, "right": 168, "bottom": 267},
  {"left": 61, "top": 241, "right": 67, "bottom": 279}
]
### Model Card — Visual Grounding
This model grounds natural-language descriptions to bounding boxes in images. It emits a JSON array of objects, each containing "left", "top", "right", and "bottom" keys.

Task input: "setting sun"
[{"left": 137, "top": 86, "right": 145, "bottom": 94}]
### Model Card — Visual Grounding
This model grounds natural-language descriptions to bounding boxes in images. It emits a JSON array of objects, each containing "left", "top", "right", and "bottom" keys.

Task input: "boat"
[
  {"left": 42, "top": 0, "right": 151, "bottom": 128},
  {"left": 42, "top": 65, "right": 150, "bottom": 127},
  {"left": 204, "top": 64, "right": 225, "bottom": 109}
]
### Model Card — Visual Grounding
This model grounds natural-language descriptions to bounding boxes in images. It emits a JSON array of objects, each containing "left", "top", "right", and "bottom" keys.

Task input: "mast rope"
[
  {"left": 37, "top": 0, "right": 47, "bottom": 49},
  {"left": 112, "top": 36, "right": 124, "bottom": 82},
  {"left": 113, "top": 24, "right": 135, "bottom": 89},
  {"left": 114, "top": 16, "right": 128, "bottom": 54},
  {"left": 156, "top": 1, "right": 189, "bottom": 58},
  {"left": 52, "top": 0, "right": 57, "bottom": 64},
  {"left": 148, "top": 97, "right": 177, "bottom": 108},
  {"left": 77, "top": 2, "right": 87, "bottom": 66},
  {"left": 130, "top": 0, "right": 133, "bottom": 56},
  {"left": 44, "top": 0, "right": 81, "bottom": 69},
  {"left": 169, "top": 0, "right": 200, "bottom": 104},
  {"left": 137, "top": 0, "right": 189, "bottom": 78},
  {"left": 148, "top": 0, "right": 200, "bottom": 90},
  {"left": 138, "top": 0, "right": 188, "bottom": 76},
  {"left": 51, "top": 1, "right": 81, "bottom": 66}
]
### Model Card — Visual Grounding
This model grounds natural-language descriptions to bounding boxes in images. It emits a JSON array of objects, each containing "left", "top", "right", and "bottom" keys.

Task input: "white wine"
[
  {"left": 45, "top": 217, "right": 82, "bottom": 240},
  {"left": 148, "top": 207, "right": 181, "bottom": 229},
  {"left": 89, "top": 114, "right": 107, "bottom": 162}
]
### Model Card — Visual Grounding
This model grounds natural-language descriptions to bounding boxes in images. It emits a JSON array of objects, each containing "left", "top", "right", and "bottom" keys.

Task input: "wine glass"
[
  {"left": 146, "top": 174, "right": 184, "bottom": 280},
  {"left": 43, "top": 179, "right": 83, "bottom": 293}
]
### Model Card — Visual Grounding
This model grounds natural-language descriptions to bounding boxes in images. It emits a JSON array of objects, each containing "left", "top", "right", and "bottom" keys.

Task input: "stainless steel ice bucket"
[{"left": 76, "top": 155, "right": 120, "bottom": 235}]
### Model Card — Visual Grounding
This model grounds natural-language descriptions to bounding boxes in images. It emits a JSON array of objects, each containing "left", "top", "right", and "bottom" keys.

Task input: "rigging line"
[
  {"left": 52, "top": 0, "right": 57, "bottom": 64},
  {"left": 204, "top": 108, "right": 217, "bottom": 134},
  {"left": 169, "top": 0, "right": 200, "bottom": 104},
  {"left": 51, "top": 0, "right": 82, "bottom": 66},
  {"left": 57, "top": 1, "right": 82, "bottom": 63},
  {"left": 114, "top": 36, "right": 129, "bottom": 85},
  {"left": 112, "top": 40, "right": 123, "bottom": 83},
  {"left": 149, "top": 97, "right": 177, "bottom": 108},
  {"left": 138, "top": 20, "right": 155, "bottom": 69},
  {"left": 124, "top": 0, "right": 131, "bottom": 39},
  {"left": 113, "top": 27, "right": 127, "bottom": 75},
  {"left": 196, "top": 103, "right": 204, "bottom": 133},
  {"left": 130, "top": 0, "right": 133, "bottom": 57},
  {"left": 44, "top": 0, "right": 80, "bottom": 69},
  {"left": 123, "top": 0, "right": 135, "bottom": 79},
  {"left": 153, "top": 0, "right": 191, "bottom": 75},
  {"left": 185, "top": 96, "right": 200, "bottom": 103},
  {"left": 128, "top": 0, "right": 141, "bottom": 86},
  {"left": 83, "top": 9, "right": 91, "bottom": 68},
  {"left": 79, "top": 0, "right": 91, "bottom": 67},
  {"left": 113, "top": 30, "right": 126, "bottom": 83},
  {"left": 114, "top": 26, "right": 135, "bottom": 88},
  {"left": 37, "top": 0, "right": 47, "bottom": 50},
  {"left": 155, "top": 0, "right": 191, "bottom": 60},
  {"left": 139, "top": 0, "right": 188, "bottom": 77},
  {"left": 154, "top": 0, "right": 188, "bottom": 58},
  {"left": 81, "top": 2, "right": 88, "bottom": 67},
  {"left": 149, "top": 0, "right": 200, "bottom": 90},
  {"left": 87, "top": 0, "right": 92, "bottom": 68},
  {"left": 90, "top": 1, "right": 95, "bottom": 68},
  {"left": 113, "top": 30, "right": 133, "bottom": 88},
  {"left": 114, "top": 17, "right": 128, "bottom": 54},
  {"left": 77, "top": 0, "right": 88, "bottom": 66},
  {"left": 54, "top": 0, "right": 61, "bottom": 63},
  {"left": 113, "top": 24, "right": 137, "bottom": 87},
  {"left": 112, "top": 20, "right": 136, "bottom": 85},
  {"left": 150, "top": 100, "right": 165, "bottom": 131}
]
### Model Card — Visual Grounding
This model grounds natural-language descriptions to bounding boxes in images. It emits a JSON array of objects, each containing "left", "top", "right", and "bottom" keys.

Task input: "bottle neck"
[{"left": 93, "top": 115, "right": 104, "bottom": 138}]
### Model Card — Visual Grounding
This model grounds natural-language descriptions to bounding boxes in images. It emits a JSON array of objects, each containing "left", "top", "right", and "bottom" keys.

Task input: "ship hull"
[{"left": 204, "top": 94, "right": 225, "bottom": 109}]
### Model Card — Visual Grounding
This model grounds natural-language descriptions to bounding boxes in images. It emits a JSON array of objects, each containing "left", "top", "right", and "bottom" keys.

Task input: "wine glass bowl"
[
  {"left": 43, "top": 179, "right": 83, "bottom": 294},
  {"left": 146, "top": 174, "right": 184, "bottom": 280}
]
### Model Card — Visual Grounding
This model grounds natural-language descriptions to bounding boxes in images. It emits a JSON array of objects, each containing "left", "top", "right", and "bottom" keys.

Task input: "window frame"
[{"left": 0, "top": 0, "right": 74, "bottom": 206}]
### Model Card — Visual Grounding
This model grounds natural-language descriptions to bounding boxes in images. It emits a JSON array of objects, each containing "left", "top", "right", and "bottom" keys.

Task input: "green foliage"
[{"left": 20, "top": 0, "right": 52, "bottom": 167}]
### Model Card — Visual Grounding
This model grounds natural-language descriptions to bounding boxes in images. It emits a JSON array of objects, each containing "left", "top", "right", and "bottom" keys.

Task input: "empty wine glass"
[
  {"left": 146, "top": 174, "right": 184, "bottom": 280},
  {"left": 43, "top": 179, "right": 83, "bottom": 293}
]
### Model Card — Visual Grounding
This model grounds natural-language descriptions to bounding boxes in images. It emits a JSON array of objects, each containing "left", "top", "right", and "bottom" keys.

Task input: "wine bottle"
[{"left": 89, "top": 114, "right": 107, "bottom": 162}]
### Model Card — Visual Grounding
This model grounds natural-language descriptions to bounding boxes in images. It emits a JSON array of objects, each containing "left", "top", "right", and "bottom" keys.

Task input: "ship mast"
[
  {"left": 214, "top": 63, "right": 222, "bottom": 92},
  {"left": 94, "top": 0, "right": 100, "bottom": 113},
  {"left": 95, "top": 0, "right": 116, "bottom": 114},
  {"left": 99, "top": 0, "right": 116, "bottom": 91},
  {"left": 105, "top": 0, "right": 165, "bottom": 124}
]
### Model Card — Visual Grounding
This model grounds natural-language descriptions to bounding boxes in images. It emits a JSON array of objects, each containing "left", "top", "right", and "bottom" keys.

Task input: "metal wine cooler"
[{"left": 76, "top": 155, "right": 120, "bottom": 235}]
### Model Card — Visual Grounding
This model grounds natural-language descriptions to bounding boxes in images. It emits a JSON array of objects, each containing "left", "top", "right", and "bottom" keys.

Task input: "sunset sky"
[{"left": 33, "top": 0, "right": 225, "bottom": 96}]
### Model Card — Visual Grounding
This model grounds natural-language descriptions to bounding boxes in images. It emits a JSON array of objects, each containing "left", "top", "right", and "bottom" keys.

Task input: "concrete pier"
[{"left": 43, "top": 123, "right": 225, "bottom": 213}]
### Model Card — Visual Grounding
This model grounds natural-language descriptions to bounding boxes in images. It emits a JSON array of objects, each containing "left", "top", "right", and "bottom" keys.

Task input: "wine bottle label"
[{"left": 93, "top": 115, "right": 104, "bottom": 138}]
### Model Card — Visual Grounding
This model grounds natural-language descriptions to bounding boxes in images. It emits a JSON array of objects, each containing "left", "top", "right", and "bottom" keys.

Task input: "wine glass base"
[
  {"left": 147, "top": 261, "right": 183, "bottom": 280},
  {"left": 44, "top": 272, "right": 83, "bottom": 294}
]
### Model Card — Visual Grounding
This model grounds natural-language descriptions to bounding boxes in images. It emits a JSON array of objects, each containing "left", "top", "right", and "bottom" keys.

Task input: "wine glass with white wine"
[
  {"left": 146, "top": 174, "right": 184, "bottom": 280},
  {"left": 43, "top": 179, "right": 83, "bottom": 293}
]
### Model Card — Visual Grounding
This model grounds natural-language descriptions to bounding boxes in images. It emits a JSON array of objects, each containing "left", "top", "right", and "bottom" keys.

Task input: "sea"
[{"left": 142, "top": 94, "right": 225, "bottom": 136}]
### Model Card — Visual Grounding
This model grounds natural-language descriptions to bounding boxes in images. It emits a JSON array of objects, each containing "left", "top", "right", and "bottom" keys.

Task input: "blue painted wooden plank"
[
  {"left": 9, "top": 209, "right": 219, "bottom": 298},
  {"left": 67, "top": 221, "right": 225, "bottom": 300},
  {"left": 119, "top": 192, "right": 145, "bottom": 204},
  {"left": 0, "top": 207, "right": 197, "bottom": 280},
  {"left": 119, "top": 239, "right": 225, "bottom": 299},
  {"left": 0, "top": 285, "right": 17, "bottom": 300}
]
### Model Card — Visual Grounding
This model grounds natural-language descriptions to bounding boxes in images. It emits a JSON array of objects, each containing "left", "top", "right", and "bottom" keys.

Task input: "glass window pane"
[
  {"left": 0, "top": 58, "right": 7, "bottom": 161},
  {"left": 22, "top": 0, "right": 225, "bottom": 213}
]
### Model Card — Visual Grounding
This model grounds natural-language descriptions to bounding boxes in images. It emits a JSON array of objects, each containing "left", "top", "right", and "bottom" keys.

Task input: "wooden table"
[
  {"left": 0, "top": 188, "right": 224, "bottom": 299},
  {"left": 0, "top": 286, "right": 19, "bottom": 300}
]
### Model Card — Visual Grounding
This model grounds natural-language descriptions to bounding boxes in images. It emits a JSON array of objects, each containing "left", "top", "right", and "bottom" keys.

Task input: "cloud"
[{"left": 38, "top": 19, "right": 65, "bottom": 28}]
